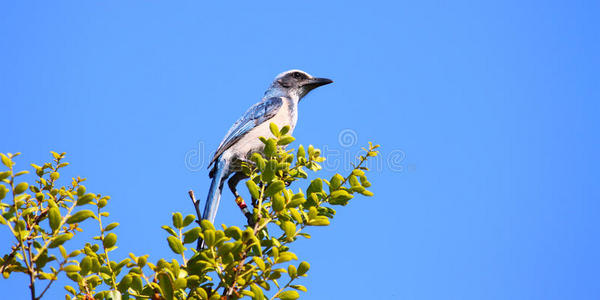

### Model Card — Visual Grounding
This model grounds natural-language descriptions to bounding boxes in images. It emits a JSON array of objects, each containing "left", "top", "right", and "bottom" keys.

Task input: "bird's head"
[{"left": 266, "top": 69, "right": 333, "bottom": 100}]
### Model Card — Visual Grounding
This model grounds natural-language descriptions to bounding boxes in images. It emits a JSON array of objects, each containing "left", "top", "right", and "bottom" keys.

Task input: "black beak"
[{"left": 303, "top": 77, "right": 333, "bottom": 90}]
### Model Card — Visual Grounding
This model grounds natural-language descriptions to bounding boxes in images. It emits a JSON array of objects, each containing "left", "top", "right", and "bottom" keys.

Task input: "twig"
[
  {"left": 269, "top": 278, "right": 294, "bottom": 300},
  {"left": 97, "top": 206, "right": 118, "bottom": 291},
  {"left": 35, "top": 254, "right": 68, "bottom": 300},
  {"left": 0, "top": 246, "right": 19, "bottom": 273},
  {"left": 35, "top": 273, "right": 57, "bottom": 300},
  {"left": 188, "top": 190, "right": 204, "bottom": 251},
  {"left": 188, "top": 190, "right": 202, "bottom": 226}
]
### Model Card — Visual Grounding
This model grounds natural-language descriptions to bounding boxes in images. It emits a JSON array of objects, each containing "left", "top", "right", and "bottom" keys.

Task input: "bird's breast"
[{"left": 225, "top": 100, "right": 298, "bottom": 167}]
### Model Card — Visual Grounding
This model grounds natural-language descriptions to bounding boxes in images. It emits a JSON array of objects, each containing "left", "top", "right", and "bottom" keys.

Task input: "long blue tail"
[{"left": 198, "top": 157, "right": 229, "bottom": 249}]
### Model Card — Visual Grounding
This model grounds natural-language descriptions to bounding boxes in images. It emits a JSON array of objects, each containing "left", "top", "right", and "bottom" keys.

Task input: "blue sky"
[{"left": 1, "top": 1, "right": 599, "bottom": 299}]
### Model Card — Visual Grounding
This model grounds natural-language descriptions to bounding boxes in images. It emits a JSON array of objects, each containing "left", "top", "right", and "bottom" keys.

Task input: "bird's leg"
[{"left": 228, "top": 172, "right": 255, "bottom": 227}]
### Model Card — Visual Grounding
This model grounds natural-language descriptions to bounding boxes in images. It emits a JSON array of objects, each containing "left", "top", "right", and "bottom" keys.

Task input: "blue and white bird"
[{"left": 199, "top": 70, "right": 332, "bottom": 247}]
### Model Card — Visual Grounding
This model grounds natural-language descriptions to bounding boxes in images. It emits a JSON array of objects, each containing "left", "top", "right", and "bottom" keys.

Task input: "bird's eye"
[{"left": 292, "top": 72, "right": 303, "bottom": 79}]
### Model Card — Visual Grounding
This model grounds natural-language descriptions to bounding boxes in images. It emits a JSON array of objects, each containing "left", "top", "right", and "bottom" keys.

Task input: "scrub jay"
[{"left": 199, "top": 70, "right": 332, "bottom": 247}]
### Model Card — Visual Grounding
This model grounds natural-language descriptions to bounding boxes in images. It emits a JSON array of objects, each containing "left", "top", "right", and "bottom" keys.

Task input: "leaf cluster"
[{"left": 0, "top": 127, "right": 380, "bottom": 300}]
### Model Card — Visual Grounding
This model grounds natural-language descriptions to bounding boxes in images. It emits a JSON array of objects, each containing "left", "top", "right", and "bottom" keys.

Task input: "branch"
[
  {"left": 188, "top": 190, "right": 202, "bottom": 225},
  {"left": 268, "top": 278, "right": 295, "bottom": 300},
  {"left": 0, "top": 245, "right": 19, "bottom": 273},
  {"left": 188, "top": 190, "right": 203, "bottom": 251}
]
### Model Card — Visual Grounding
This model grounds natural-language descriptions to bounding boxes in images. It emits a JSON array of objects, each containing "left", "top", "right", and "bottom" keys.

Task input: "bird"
[{"left": 198, "top": 69, "right": 332, "bottom": 249}]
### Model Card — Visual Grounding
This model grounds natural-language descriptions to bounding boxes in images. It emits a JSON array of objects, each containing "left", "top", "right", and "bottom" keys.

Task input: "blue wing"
[{"left": 208, "top": 97, "right": 284, "bottom": 169}]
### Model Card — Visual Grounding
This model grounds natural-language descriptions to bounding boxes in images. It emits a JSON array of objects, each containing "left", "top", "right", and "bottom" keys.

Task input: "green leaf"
[
  {"left": 118, "top": 274, "right": 133, "bottom": 292},
  {"left": 359, "top": 175, "right": 371, "bottom": 187},
  {"left": 251, "top": 153, "right": 266, "bottom": 171},
  {"left": 278, "top": 290, "right": 300, "bottom": 300},
  {"left": 224, "top": 226, "right": 242, "bottom": 240},
  {"left": 161, "top": 225, "right": 178, "bottom": 236},
  {"left": 50, "top": 151, "right": 60, "bottom": 159},
  {"left": 76, "top": 193, "right": 95, "bottom": 206},
  {"left": 183, "top": 214, "right": 195, "bottom": 227},
  {"left": 104, "top": 222, "right": 119, "bottom": 232},
  {"left": 49, "top": 233, "right": 73, "bottom": 248},
  {"left": 172, "top": 212, "right": 183, "bottom": 229},
  {"left": 289, "top": 208, "right": 303, "bottom": 224},
  {"left": 80, "top": 256, "right": 92, "bottom": 276},
  {"left": 246, "top": 180, "right": 261, "bottom": 200},
  {"left": 50, "top": 172, "right": 60, "bottom": 181},
  {"left": 157, "top": 273, "right": 174, "bottom": 300},
  {"left": 297, "top": 261, "right": 310, "bottom": 276},
  {"left": 280, "top": 221, "right": 296, "bottom": 241},
  {"left": 264, "top": 138, "right": 277, "bottom": 157},
  {"left": 217, "top": 242, "right": 234, "bottom": 257},
  {"left": 262, "top": 159, "right": 277, "bottom": 182},
  {"left": 253, "top": 257, "right": 266, "bottom": 271},
  {"left": 349, "top": 175, "right": 360, "bottom": 187},
  {"left": 352, "top": 169, "right": 364, "bottom": 176},
  {"left": 137, "top": 256, "right": 147, "bottom": 268},
  {"left": 250, "top": 283, "right": 265, "bottom": 300},
  {"left": 13, "top": 182, "right": 28, "bottom": 195},
  {"left": 76, "top": 185, "right": 86, "bottom": 197},
  {"left": 64, "top": 285, "right": 76, "bottom": 295},
  {"left": 360, "top": 190, "right": 374, "bottom": 197},
  {"left": 287, "top": 192, "right": 306, "bottom": 208},
  {"left": 103, "top": 233, "right": 117, "bottom": 248},
  {"left": 63, "top": 264, "right": 80, "bottom": 273},
  {"left": 269, "top": 122, "right": 280, "bottom": 137},
  {"left": 297, "top": 145, "right": 306, "bottom": 160},
  {"left": 0, "top": 185, "right": 7, "bottom": 200},
  {"left": 131, "top": 275, "right": 143, "bottom": 292},
  {"left": 48, "top": 207, "right": 61, "bottom": 232},
  {"left": 183, "top": 227, "right": 202, "bottom": 244},
  {"left": 272, "top": 193, "right": 285, "bottom": 212},
  {"left": 307, "top": 216, "right": 330, "bottom": 226},
  {"left": 0, "top": 154, "right": 12, "bottom": 168},
  {"left": 329, "top": 174, "right": 344, "bottom": 192},
  {"left": 59, "top": 245, "right": 67, "bottom": 259},
  {"left": 306, "top": 179, "right": 323, "bottom": 195},
  {"left": 277, "top": 135, "right": 295, "bottom": 145},
  {"left": 14, "top": 170, "right": 29, "bottom": 177},
  {"left": 265, "top": 180, "right": 285, "bottom": 197},
  {"left": 329, "top": 190, "right": 353, "bottom": 205},
  {"left": 288, "top": 265, "right": 297, "bottom": 278},
  {"left": 97, "top": 198, "right": 108, "bottom": 208},
  {"left": 167, "top": 236, "right": 184, "bottom": 254},
  {"left": 203, "top": 229, "right": 215, "bottom": 247},
  {"left": 275, "top": 252, "right": 297, "bottom": 264},
  {"left": 200, "top": 220, "right": 215, "bottom": 231},
  {"left": 174, "top": 277, "right": 187, "bottom": 290},
  {"left": 280, "top": 125, "right": 290, "bottom": 135},
  {"left": 66, "top": 210, "right": 95, "bottom": 224},
  {"left": 350, "top": 185, "right": 366, "bottom": 193},
  {"left": 0, "top": 171, "right": 11, "bottom": 181},
  {"left": 195, "top": 287, "right": 208, "bottom": 299},
  {"left": 290, "top": 285, "right": 307, "bottom": 292},
  {"left": 268, "top": 270, "right": 282, "bottom": 280}
]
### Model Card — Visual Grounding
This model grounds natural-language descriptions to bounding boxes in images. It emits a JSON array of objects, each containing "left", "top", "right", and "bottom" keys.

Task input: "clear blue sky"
[{"left": 1, "top": 1, "right": 599, "bottom": 299}]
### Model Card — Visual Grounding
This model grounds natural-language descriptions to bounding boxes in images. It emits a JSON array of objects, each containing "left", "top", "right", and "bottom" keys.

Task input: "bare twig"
[
  {"left": 188, "top": 190, "right": 204, "bottom": 251},
  {"left": 188, "top": 190, "right": 202, "bottom": 226}
]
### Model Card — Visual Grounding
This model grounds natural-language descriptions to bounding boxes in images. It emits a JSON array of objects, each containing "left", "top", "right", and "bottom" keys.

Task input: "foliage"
[{"left": 0, "top": 126, "right": 379, "bottom": 300}]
